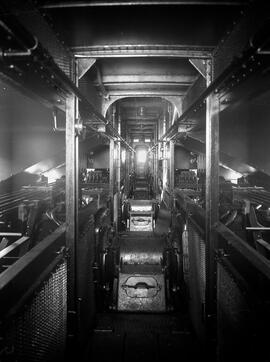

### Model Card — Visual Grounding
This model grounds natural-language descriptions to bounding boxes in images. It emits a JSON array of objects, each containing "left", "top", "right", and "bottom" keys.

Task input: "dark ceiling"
[
  {"left": 39, "top": 0, "right": 246, "bottom": 141},
  {"left": 38, "top": 2, "right": 246, "bottom": 48},
  {"left": 6, "top": 1, "right": 252, "bottom": 142}
]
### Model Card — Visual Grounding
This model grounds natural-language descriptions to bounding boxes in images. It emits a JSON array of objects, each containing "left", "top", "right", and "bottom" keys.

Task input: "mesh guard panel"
[
  {"left": 217, "top": 261, "right": 259, "bottom": 362},
  {"left": 4, "top": 260, "right": 67, "bottom": 362},
  {"left": 187, "top": 221, "right": 206, "bottom": 341}
]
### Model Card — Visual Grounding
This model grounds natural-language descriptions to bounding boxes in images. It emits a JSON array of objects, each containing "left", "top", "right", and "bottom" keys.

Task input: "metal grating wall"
[
  {"left": 187, "top": 220, "right": 206, "bottom": 341},
  {"left": 217, "top": 261, "right": 254, "bottom": 361},
  {"left": 77, "top": 215, "right": 96, "bottom": 348},
  {"left": 217, "top": 260, "right": 270, "bottom": 362},
  {"left": 3, "top": 260, "right": 67, "bottom": 362}
]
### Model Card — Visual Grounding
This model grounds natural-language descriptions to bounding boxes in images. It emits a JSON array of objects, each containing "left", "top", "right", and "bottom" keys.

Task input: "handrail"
[
  {"left": 175, "top": 189, "right": 270, "bottom": 280},
  {"left": 0, "top": 236, "right": 29, "bottom": 260},
  {"left": 214, "top": 221, "right": 270, "bottom": 281},
  {"left": 0, "top": 224, "right": 66, "bottom": 318}
]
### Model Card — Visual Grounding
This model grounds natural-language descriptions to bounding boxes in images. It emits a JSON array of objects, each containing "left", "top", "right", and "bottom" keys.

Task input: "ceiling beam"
[
  {"left": 97, "top": 74, "right": 196, "bottom": 85},
  {"left": 41, "top": 1, "right": 248, "bottom": 8},
  {"left": 73, "top": 44, "right": 213, "bottom": 59},
  {"left": 108, "top": 90, "right": 186, "bottom": 96}
]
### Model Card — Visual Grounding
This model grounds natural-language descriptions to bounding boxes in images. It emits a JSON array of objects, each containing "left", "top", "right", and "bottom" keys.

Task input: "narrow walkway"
[
  {"left": 86, "top": 312, "right": 201, "bottom": 362},
  {"left": 84, "top": 197, "right": 200, "bottom": 362},
  {"left": 154, "top": 201, "right": 171, "bottom": 235}
]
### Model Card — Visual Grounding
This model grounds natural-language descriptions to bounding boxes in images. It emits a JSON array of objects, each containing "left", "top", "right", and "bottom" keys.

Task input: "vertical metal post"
[
  {"left": 169, "top": 140, "right": 175, "bottom": 192},
  {"left": 162, "top": 142, "right": 167, "bottom": 193},
  {"left": 162, "top": 113, "right": 167, "bottom": 192},
  {"left": 66, "top": 95, "right": 77, "bottom": 347},
  {"left": 169, "top": 140, "right": 175, "bottom": 209},
  {"left": 109, "top": 138, "right": 115, "bottom": 221},
  {"left": 116, "top": 113, "right": 121, "bottom": 231},
  {"left": 153, "top": 125, "right": 158, "bottom": 193},
  {"left": 205, "top": 59, "right": 219, "bottom": 337},
  {"left": 152, "top": 149, "right": 156, "bottom": 194},
  {"left": 74, "top": 66, "right": 81, "bottom": 341},
  {"left": 117, "top": 114, "right": 121, "bottom": 196}
]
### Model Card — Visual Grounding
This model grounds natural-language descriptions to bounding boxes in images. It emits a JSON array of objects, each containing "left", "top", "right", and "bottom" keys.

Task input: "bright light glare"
[
  {"left": 121, "top": 149, "right": 126, "bottom": 163},
  {"left": 131, "top": 205, "right": 152, "bottom": 212},
  {"left": 136, "top": 149, "right": 147, "bottom": 163},
  {"left": 44, "top": 169, "right": 61, "bottom": 184}
]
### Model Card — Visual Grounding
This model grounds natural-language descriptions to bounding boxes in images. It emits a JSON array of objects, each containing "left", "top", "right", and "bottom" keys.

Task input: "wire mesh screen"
[
  {"left": 4, "top": 260, "right": 67, "bottom": 362},
  {"left": 77, "top": 215, "right": 96, "bottom": 348},
  {"left": 216, "top": 260, "right": 265, "bottom": 362},
  {"left": 187, "top": 220, "right": 206, "bottom": 341}
]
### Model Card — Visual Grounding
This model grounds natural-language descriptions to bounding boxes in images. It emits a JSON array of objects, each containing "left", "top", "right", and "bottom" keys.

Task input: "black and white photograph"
[{"left": 0, "top": 1, "right": 270, "bottom": 361}]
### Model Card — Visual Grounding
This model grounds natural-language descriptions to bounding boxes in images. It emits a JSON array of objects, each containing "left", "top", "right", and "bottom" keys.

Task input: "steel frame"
[
  {"left": 0, "top": 225, "right": 66, "bottom": 318},
  {"left": 215, "top": 222, "right": 270, "bottom": 281},
  {"left": 42, "top": 1, "right": 248, "bottom": 8},
  {"left": 205, "top": 58, "right": 219, "bottom": 336},
  {"left": 0, "top": 6, "right": 134, "bottom": 153},
  {"left": 73, "top": 44, "right": 213, "bottom": 59}
]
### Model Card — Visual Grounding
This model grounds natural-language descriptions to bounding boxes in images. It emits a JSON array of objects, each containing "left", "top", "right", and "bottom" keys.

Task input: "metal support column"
[
  {"left": 66, "top": 95, "right": 78, "bottom": 349},
  {"left": 152, "top": 149, "right": 156, "bottom": 195},
  {"left": 205, "top": 59, "right": 219, "bottom": 340},
  {"left": 169, "top": 140, "right": 175, "bottom": 192},
  {"left": 117, "top": 116, "right": 121, "bottom": 196},
  {"left": 154, "top": 125, "right": 158, "bottom": 193},
  {"left": 116, "top": 112, "right": 121, "bottom": 231},
  {"left": 109, "top": 138, "right": 115, "bottom": 221},
  {"left": 169, "top": 140, "right": 175, "bottom": 209},
  {"left": 162, "top": 142, "right": 167, "bottom": 193}
]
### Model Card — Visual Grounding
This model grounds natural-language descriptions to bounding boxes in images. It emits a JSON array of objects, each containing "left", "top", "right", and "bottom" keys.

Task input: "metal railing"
[
  {"left": 0, "top": 225, "right": 67, "bottom": 362},
  {"left": 174, "top": 190, "right": 270, "bottom": 361}
]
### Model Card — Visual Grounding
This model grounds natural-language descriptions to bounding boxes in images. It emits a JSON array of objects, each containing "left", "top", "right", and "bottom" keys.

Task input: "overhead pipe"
[{"left": 0, "top": 15, "right": 38, "bottom": 57}]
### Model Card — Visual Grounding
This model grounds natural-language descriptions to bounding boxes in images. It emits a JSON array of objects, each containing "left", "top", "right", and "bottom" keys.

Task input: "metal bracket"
[
  {"left": 75, "top": 118, "right": 86, "bottom": 137},
  {"left": 52, "top": 109, "right": 65, "bottom": 132}
]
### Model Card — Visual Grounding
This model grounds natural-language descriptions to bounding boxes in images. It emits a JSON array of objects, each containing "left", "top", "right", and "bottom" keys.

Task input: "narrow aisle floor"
[
  {"left": 86, "top": 312, "right": 201, "bottom": 362},
  {"left": 154, "top": 201, "right": 172, "bottom": 235},
  {"left": 84, "top": 199, "right": 199, "bottom": 362}
]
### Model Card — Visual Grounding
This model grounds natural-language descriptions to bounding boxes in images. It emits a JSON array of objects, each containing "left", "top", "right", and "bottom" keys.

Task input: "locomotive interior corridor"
[{"left": 0, "top": 1, "right": 270, "bottom": 362}]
